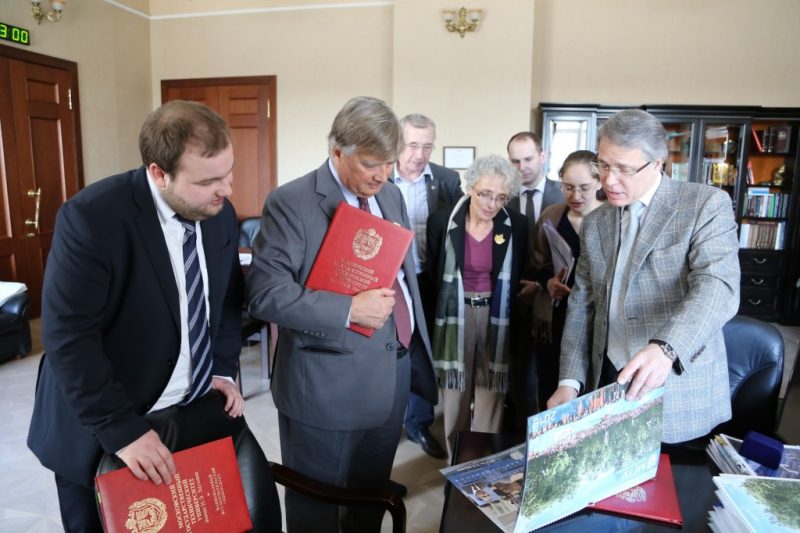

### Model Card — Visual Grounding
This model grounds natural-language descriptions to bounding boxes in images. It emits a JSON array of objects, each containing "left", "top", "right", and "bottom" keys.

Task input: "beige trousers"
[{"left": 442, "top": 291, "right": 504, "bottom": 458}]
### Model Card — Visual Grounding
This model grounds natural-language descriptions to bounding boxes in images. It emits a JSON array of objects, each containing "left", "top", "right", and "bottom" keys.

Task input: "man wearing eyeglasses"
[
  {"left": 506, "top": 132, "right": 564, "bottom": 430},
  {"left": 247, "top": 98, "right": 436, "bottom": 532},
  {"left": 391, "top": 113, "right": 462, "bottom": 460},
  {"left": 548, "top": 109, "right": 740, "bottom": 444}
]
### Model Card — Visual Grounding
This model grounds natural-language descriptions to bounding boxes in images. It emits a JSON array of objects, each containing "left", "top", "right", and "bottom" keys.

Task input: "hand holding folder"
[{"left": 305, "top": 202, "right": 414, "bottom": 337}]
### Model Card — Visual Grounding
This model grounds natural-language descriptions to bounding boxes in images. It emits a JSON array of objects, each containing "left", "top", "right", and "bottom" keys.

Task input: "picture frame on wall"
[{"left": 443, "top": 146, "right": 475, "bottom": 170}]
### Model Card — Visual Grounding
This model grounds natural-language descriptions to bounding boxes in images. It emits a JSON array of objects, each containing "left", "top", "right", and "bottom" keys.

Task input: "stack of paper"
[
  {"left": 707, "top": 434, "right": 800, "bottom": 479},
  {"left": 708, "top": 475, "right": 800, "bottom": 532}
]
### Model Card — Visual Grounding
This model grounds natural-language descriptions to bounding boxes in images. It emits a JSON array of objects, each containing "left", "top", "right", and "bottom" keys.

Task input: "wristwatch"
[{"left": 650, "top": 339, "right": 684, "bottom": 375}]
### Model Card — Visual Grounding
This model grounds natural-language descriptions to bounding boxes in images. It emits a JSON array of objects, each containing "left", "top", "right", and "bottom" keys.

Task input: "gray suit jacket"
[
  {"left": 560, "top": 177, "right": 740, "bottom": 443},
  {"left": 246, "top": 161, "right": 434, "bottom": 431},
  {"left": 508, "top": 177, "right": 564, "bottom": 235}
]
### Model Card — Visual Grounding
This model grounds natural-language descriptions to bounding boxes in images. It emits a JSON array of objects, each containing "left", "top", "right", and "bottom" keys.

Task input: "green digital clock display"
[{"left": 0, "top": 22, "right": 31, "bottom": 46}]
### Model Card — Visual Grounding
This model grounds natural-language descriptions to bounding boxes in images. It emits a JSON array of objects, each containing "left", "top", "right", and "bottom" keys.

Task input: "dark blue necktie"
[{"left": 175, "top": 214, "right": 213, "bottom": 404}]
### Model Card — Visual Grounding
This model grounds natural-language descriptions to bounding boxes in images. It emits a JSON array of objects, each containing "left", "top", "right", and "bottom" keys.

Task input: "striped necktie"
[
  {"left": 175, "top": 214, "right": 213, "bottom": 404},
  {"left": 357, "top": 197, "right": 413, "bottom": 348}
]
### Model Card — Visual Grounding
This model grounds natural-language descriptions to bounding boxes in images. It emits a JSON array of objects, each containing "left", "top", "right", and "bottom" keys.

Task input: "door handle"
[{"left": 25, "top": 187, "right": 41, "bottom": 237}]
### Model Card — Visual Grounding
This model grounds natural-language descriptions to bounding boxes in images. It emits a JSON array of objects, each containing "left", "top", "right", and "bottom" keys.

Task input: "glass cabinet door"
[
  {"left": 701, "top": 121, "right": 745, "bottom": 194},
  {"left": 662, "top": 121, "right": 694, "bottom": 182},
  {"left": 541, "top": 111, "right": 595, "bottom": 181}
]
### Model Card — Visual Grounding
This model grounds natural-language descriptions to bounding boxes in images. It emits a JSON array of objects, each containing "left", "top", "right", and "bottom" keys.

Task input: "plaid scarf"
[{"left": 432, "top": 196, "right": 513, "bottom": 393}]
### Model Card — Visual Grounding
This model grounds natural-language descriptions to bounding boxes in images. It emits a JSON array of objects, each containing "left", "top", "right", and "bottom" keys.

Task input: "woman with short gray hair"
[{"left": 426, "top": 154, "right": 528, "bottom": 457}]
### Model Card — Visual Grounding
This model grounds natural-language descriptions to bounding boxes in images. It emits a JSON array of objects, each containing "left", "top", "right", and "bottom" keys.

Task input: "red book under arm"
[
  {"left": 587, "top": 453, "right": 683, "bottom": 526},
  {"left": 305, "top": 201, "right": 414, "bottom": 337},
  {"left": 95, "top": 437, "right": 253, "bottom": 533}
]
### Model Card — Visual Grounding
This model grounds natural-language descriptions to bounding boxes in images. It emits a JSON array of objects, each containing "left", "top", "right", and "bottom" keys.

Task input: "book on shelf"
[
  {"left": 754, "top": 125, "right": 793, "bottom": 154},
  {"left": 743, "top": 190, "right": 790, "bottom": 218},
  {"left": 762, "top": 128, "right": 774, "bottom": 153},
  {"left": 95, "top": 437, "right": 252, "bottom": 533},
  {"left": 708, "top": 475, "right": 800, "bottom": 533},
  {"left": 441, "top": 383, "right": 665, "bottom": 532},
  {"left": 751, "top": 129, "right": 764, "bottom": 153},
  {"left": 706, "top": 126, "right": 730, "bottom": 139},
  {"left": 305, "top": 201, "right": 414, "bottom": 337},
  {"left": 739, "top": 221, "right": 785, "bottom": 250},
  {"left": 773, "top": 125, "right": 792, "bottom": 153}
]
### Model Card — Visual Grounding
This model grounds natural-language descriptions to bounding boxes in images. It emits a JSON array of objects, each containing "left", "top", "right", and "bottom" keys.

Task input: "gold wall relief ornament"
[
  {"left": 494, "top": 234, "right": 505, "bottom": 245},
  {"left": 125, "top": 497, "right": 168, "bottom": 532},
  {"left": 353, "top": 228, "right": 383, "bottom": 260}
]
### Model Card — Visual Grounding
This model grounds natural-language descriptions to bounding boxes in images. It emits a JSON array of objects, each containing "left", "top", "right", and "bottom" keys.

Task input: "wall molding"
[{"left": 103, "top": 0, "right": 393, "bottom": 20}]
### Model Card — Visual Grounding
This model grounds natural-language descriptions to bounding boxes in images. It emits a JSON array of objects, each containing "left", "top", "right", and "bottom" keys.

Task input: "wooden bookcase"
[{"left": 539, "top": 104, "right": 800, "bottom": 325}]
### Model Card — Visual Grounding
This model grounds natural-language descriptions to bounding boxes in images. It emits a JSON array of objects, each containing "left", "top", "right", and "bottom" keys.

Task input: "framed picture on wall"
[{"left": 443, "top": 146, "right": 475, "bottom": 170}]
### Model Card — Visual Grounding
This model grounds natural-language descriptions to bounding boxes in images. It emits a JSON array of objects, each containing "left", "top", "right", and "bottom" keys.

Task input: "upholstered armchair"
[
  {"left": 717, "top": 314, "right": 785, "bottom": 439},
  {"left": 0, "top": 290, "right": 32, "bottom": 364}
]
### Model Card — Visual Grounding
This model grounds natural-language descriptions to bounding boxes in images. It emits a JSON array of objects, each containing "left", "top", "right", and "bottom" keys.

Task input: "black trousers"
[{"left": 56, "top": 472, "right": 103, "bottom": 533}]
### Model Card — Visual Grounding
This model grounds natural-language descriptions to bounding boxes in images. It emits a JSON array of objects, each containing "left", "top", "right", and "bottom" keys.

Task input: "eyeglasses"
[
  {"left": 590, "top": 160, "right": 652, "bottom": 178},
  {"left": 406, "top": 142, "right": 434, "bottom": 154},
  {"left": 473, "top": 189, "right": 509, "bottom": 206},
  {"left": 561, "top": 184, "right": 596, "bottom": 195}
]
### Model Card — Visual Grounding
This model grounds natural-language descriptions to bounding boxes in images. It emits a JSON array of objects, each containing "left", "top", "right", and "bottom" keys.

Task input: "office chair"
[
  {"left": 716, "top": 314, "right": 784, "bottom": 439},
  {"left": 776, "top": 345, "right": 799, "bottom": 443},
  {"left": 239, "top": 217, "right": 271, "bottom": 395},
  {"left": 0, "top": 291, "right": 32, "bottom": 364},
  {"left": 96, "top": 413, "right": 282, "bottom": 531},
  {"left": 269, "top": 462, "right": 407, "bottom": 533},
  {"left": 96, "top": 424, "right": 406, "bottom": 533},
  {"left": 238, "top": 217, "right": 261, "bottom": 248}
]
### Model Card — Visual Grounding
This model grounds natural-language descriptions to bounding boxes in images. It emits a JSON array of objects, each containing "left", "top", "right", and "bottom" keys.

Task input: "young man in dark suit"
[
  {"left": 506, "top": 131, "right": 564, "bottom": 427},
  {"left": 27, "top": 100, "right": 280, "bottom": 532}
]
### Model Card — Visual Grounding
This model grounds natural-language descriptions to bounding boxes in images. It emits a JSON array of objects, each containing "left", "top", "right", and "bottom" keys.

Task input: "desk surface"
[{"left": 440, "top": 432, "right": 717, "bottom": 532}]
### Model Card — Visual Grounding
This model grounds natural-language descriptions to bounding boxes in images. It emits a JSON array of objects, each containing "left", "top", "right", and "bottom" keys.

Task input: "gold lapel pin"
[{"left": 494, "top": 234, "right": 505, "bottom": 245}]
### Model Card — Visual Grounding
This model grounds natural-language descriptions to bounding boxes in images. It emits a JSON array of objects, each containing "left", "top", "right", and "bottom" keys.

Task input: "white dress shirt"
[
  {"left": 393, "top": 163, "right": 431, "bottom": 274},
  {"left": 520, "top": 178, "right": 547, "bottom": 221}
]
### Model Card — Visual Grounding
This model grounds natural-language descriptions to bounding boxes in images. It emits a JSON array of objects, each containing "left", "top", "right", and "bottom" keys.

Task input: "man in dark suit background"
[
  {"left": 247, "top": 97, "right": 436, "bottom": 532},
  {"left": 507, "top": 132, "right": 564, "bottom": 232},
  {"left": 506, "top": 131, "right": 564, "bottom": 428},
  {"left": 27, "top": 100, "right": 280, "bottom": 532},
  {"left": 391, "top": 113, "right": 462, "bottom": 460}
]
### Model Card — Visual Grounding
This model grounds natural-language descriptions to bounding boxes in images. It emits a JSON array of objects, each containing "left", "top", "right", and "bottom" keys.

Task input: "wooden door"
[
  {"left": 162, "top": 77, "right": 277, "bottom": 219},
  {"left": 0, "top": 45, "right": 83, "bottom": 317}
]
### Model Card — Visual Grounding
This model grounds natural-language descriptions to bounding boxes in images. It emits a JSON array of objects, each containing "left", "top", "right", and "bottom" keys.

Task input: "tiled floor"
[{"left": 2, "top": 319, "right": 797, "bottom": 532}]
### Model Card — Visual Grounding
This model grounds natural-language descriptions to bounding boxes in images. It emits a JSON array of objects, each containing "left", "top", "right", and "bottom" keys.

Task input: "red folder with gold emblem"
[
  {"left": 587, "top": 453, "right": 683, "bottom": 526},
  {"left": 305, "top": 201, "right": 414, "bottom": 337},
  {"left": 95, "top": 437, "right": 252, "bottom": 533}
]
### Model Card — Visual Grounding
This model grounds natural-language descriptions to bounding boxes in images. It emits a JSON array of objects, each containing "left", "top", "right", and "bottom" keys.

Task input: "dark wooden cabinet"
[{"left": 539, "top": 104, "right": 800, "bottom": 325}]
